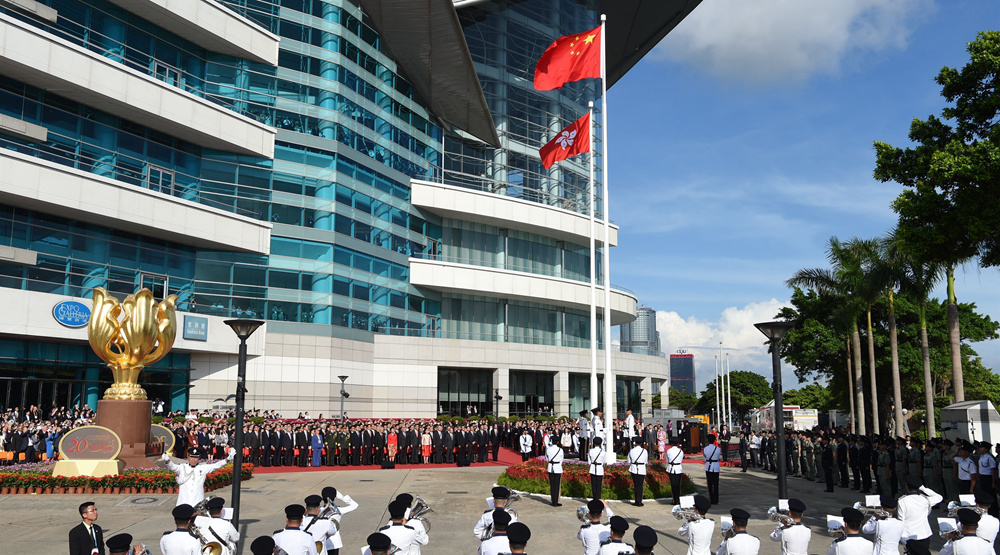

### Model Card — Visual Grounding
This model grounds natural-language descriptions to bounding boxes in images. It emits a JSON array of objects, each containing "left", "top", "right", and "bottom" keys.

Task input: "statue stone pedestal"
[{"left": 97, "top": 399, "right": 153, "bottom": 468}]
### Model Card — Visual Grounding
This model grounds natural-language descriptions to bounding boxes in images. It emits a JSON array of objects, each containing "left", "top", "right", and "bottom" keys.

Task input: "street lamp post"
[
  {"left": 338, "top": 375, "right": 349, "bottom": 420},
  {"left": 224, "top": 318, "right": 264, "bottom": 529},
  {"left": 637, "top": 388, "right": 643, "bottom": 424},
  {"left": 754, "top": 320, "right": 794, "bottom": 499}
]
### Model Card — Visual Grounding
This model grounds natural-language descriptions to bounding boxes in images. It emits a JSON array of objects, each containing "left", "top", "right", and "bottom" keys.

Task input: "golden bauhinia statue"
[{"left": 88, "top": 287, "right": 178, "bottom": 401}]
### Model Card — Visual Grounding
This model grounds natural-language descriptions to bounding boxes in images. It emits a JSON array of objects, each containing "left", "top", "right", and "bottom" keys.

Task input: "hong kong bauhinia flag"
[
  {"left": 533, "top": 25, "right": 602, "bottom": 91},
  {"left": 539, "top": 113, "right": 590, "bottom": 169}
]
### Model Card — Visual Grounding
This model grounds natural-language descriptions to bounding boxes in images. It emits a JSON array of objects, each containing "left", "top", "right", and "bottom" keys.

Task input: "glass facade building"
[{"left": 0, "top": 0, "right": 681, "bottom": 417}]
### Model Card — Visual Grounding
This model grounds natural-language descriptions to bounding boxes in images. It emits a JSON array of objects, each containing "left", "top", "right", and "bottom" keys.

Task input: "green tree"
[
  {"left": 783, "top": 384, "right": 834, "bottom": 413},
  {"left": 693, "top": 371, "right": 771, "bottom": 425},
  {"left": 667, "top": 387, "right": 699, "bottom": 413},
  {"left": 787, "top": 237, "right": 869, "bottom": 434},
  {"left": 874, "top": 31, "right": 1000, "bottom": 401}
]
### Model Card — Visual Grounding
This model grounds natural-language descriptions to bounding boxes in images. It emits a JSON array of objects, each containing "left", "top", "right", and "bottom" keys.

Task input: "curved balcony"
[
  {"left": 411, "top": 178, "right": 618, "bottom": 248},
  {"left": 409, "top": 258, "right": 637, "bottom": 325}
]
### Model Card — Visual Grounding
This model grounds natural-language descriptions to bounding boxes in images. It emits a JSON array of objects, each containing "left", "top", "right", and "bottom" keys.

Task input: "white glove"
[
  {"left": 161, "top": 453, "right": 170, "bottom": 462},
  {"left": 227, "top": 447, "right": 236, "bottom": 461}
]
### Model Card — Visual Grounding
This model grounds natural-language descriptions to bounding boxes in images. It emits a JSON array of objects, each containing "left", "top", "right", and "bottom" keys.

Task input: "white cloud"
[
  {"left": 656, "top": 0, "right": 931, "bottom": 84},
  {"left": 657, "top": 299, "right": 803, "bottom": 394}
]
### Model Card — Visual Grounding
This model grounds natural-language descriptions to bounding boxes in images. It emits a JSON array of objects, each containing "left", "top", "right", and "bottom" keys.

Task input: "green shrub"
[
  {"left": 498, "top": 416, "right": 508, "bottom": 422},
  {"left": 469, "top": 416, "right": 480, "bottom": 421},
  {"left": 172, "top": 417, "right": 186, "bottom": 423},
  {"left": 249, "top": 417, "right": 265, "bottom": 425},
  {"left": 508, "top": 416, "right": 520, "bottom": 423},
  {"left": 151, "top": 416, "right": 165, "bottom": 424},
  {"left": 452, "top": 416, "right": 466, "bottom": 424},
  {"left": 197, "top": 416, "right": 215, "bottom": 424}
]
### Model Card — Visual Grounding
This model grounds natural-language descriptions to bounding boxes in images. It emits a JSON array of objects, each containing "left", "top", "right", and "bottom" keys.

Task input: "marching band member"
[
  {"left": 506, "top": 522, "right": 531, "bottom": 555},
  {"left": 478, "top": 510, "right": 511, "bottom": 555},
  {"left": 827, "top": 508, "right": 873, "bottom": 555},
  {"left": 379, "top": 500, "right": 428, "bottom": 555},
  {"left": 361, "top": 532, "right": 393, "bottom": 555},
  {"left": 321, "top": 486, "right": 359, "bottom": 555},
  {"left": 578, "top": 499, "right": 615, "bottom": 555},
  {"left": 859, "top": 495, "right": 902, "bottom": 555},
  {"left": 192, "top": 497, "right": 239, "bottom": 555},
  {"left": 161, "top": 446, "right": 234, "bottom": 507},
  {"left": 941, "top": 509, "right": 992, "bottom": 555},
  {"left": 634, "top": 525, "right": 658, "bottom": 555},
  {"left": 680, "top": 495, "right": 716, "bottom": 555},
  {"left": 274, "top": 504, "right": 320, "bottom": 555},
  {"left": 666, "top": 440, "right": 686, "bottom": 506},
  {"left": 598, "top": 517, "right": 633, "bottom": 555},
  {"left": 770, "top": 498, "right": 811, "bottom": 555},
  {"left": 717, "top": 508, "right": 760, "bottom": 555},
  {"left": 898, "top": 475, "right": 943, "bottom": 552},
  {"left": 974, "top": 490, "right": 999, "bottom": 545},
  {"left": 250, "top": 536, "right": 276, "bottom": 555},
  {"left": 160, "top": 504, "right": 201, "bottom": 555},
  {"left": 589, "top": 437, "right": 607, "bottom": 500},
  {"left": 474, "top": 487, "right": 518, "bottom": 540},
  {"left": 302, "top": 495, "right": 337, "bottom": 555}
]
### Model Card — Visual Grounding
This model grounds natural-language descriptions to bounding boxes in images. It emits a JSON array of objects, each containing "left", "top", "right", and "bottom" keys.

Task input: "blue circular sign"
[{"left": 52, "top": 300, "right": 91, "bottom": 328}]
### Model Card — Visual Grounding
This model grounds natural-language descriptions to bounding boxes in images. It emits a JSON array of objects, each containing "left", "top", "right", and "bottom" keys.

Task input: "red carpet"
[{"left": 253, "top": 448, "right": 524, "bottom": 474}]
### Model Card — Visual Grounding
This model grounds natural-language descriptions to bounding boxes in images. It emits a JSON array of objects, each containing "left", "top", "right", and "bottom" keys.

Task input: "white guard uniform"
[
  {"left": 860, "top": 516, "right": 903, "bottom": 555},
  {"left": 546, "top": 444, "right": 564, "bottom": 473},
  {"left": 589, "top": 447, "right": 606, "bottom": 476},
  {"left": 579, "top": 417, "right": 590, "bottom": 440},
  {"left": 717, "top": 531, "right": 760, "bottom": 555},
  {"left": 628, "top": 445, "right": 648, "bottom": 475},
  {"left": 625, "top": 414, "right": 636, "bottom": 440},
  {"left": 160, "top": 528, "right": 202, "bottom": 555},
  {"left": 325, "top": 492, "right": 359, "bottom": 550},
  {"left": 769, "top": 522, "right": 811, "bottom": 555},
  {"left": 474, "top": 508, "right": 518, "bottom": 539},
  {"left": 379, "top": 522, "right": 429, "bottom": 555},
  {"left": 896, "top": 486, "right": 943, "bottom": 542},
  {"left": 302, "top": 514, "right": 336, "bottom": 554},
  {"left": 680, "top": 518, "right": 716, "bottom": 555},
  {"left": 479, "top": 533, "right": 511, "bottom": 555},
  {"left": 577, "top": 507, "right": 615, "bottom": 555},
  {"left": 192, "top": 515, "right": 239, "bottom": 555},
  {"left": 977, "top": 512, "right": 999, "bottom": 546},
  {"left": 703, "top": 444, "right": 722, "bottom": 473},
  {"left": 599, "top": 540, "right": 635, "bottom": 555},
  {"left": 163, "top": 452, "right": 232, "bottom": 506},
  {"left": 592, "top": 415, "right": 605, "bottom": 438},
  {"left": 666, "top": 445, "right": 685, "bottom": 476},
  {"left": 273, "top": 527, "right": 321, "bottom": 555},
  {"left": 520, "top": 434, "right": 533, "bottom": 454},
  {"left": 827, "top": 534, "right": 873, "bottom": 555},
  {"left": 941, "top": 535, "right": 994, "bottom": 555}
]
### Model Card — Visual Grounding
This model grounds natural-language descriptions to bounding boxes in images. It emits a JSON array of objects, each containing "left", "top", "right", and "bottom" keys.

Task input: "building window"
[
  {"left": 509, "top": 371, "right": 554, "bottom": 417},
  {"left": 147, "top": 166, "right": 174, "bottom": 196},
  {"left": 437, "top": 368, "right": 493, "bottom": 417},
  {"left": 140, "top": 273, "right": 168, "bottom": 299},
  {"left": 153, "top": 61, "right": 181, "bottom": 88}
]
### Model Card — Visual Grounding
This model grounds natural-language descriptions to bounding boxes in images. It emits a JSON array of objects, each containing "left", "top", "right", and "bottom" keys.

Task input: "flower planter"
[
  {"left": 139, "top": 488, "right": 148, "bottom": 494},
  {"left": 154, "top": 488, "right": 163, "bottom": 494},
  {"left": 112, "top": 487, "right": 121, "bottom": 495},
  {"left": 16, "top": 488, "right": 26, "bottom": 494},
  {"left": 55, "top": 488, "right": 65, "bottom": 494},
  {"left": 1, "top": 487, "right": 9, "bottom": 494}
]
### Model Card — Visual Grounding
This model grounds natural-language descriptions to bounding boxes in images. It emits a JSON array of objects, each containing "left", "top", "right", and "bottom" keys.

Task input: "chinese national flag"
[
  {"left": 533, "top": 25, "right": 602, "bottom": 91},
  {"left": 539, "top": 113, "right": 590, "bottom": 169}
]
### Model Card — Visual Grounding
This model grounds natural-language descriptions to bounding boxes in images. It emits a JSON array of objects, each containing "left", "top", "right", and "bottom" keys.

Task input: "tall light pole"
[
  {"left": 726, "top": 353, "right": 733, "bottom": 428},
  {"left": 754, "top": 320, "right": 794, "bottom": 499},
  {"left": 224, "top": 318, "right": 263, "bottom": 529},
  {"left": 338, "top": 375, "right": 349, "bottom": 420},
  {"left": 714, "top": 356, "right": 720, "bottom": 428}
]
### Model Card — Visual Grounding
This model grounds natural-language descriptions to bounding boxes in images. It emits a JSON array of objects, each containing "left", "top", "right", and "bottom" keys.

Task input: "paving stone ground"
[{"left": 1, "top": 461, "right": 950, "bottom": 554}]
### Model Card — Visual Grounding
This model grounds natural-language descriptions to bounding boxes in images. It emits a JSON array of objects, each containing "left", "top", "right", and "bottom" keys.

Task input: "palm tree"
[
  {"left": 887, "top": 231, "right": 944, "bottom": 436},
  {"left": 847, "top": 237, "right": 884, "bottom": 435},
  {"left": 787, "top": 237, "right": 867, "bottom": 435},
  {"left": 876, "top": 234, "right": 908, "bottom": 437}
]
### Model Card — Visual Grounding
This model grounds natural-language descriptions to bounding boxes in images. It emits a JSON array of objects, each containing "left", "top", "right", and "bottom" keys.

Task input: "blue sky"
[{"left": 606, "top": 0, "right": 1000, "bottom": 394}]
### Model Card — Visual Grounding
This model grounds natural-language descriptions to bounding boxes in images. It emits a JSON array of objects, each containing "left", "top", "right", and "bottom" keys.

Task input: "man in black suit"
[
  {"left": 431, "top": 425, "right": 444, "bottom": 463},
  {"left": 69, "top": 501, "right": 105, "bottom": 555},
  {"left": 247, "top": 425, "right": 261, "bottom": 466},
  {"left": 362, "top": 426, "right": 374, "bottom": 465},
  {"left": 490, "top": 424, "right": 501, "bottom": 461},
  {"left": 281, "top": 425, "right": 294, "bottom": 466},
  {"left": 406, "top": 426, "right": 419, "bottom": 464},
  {"left": 260, "top": 426, "right": 272, "bottom": 467},
  {"left": 349, "top": 425, "right": 362, "bottom": 466},
  {"left": 396, "top": 426, "right": 408, "bottom": 465},
  {"left": 443, "top": 427, "right": 455, "bottom": 463},
  {"left": 295, "top": 426, "right": 310, "bottom": 466},
  {"left": 373, "top": 425, "right": 386, "bottom": 466}
]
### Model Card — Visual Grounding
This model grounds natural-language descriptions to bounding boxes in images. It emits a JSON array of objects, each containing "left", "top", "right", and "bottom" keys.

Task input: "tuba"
[
  {"left": 480, "top": 489, "right": 520, "bottom": 541},
  {"left": 672, "top": 505, "right": 703, "bottom": 522},
  {"left": 768, "top": 507, "right": 795, "bottom": 527},
  {"left": 577, "top": 505, "right": 591, "bottom": 523},
  {"left": 407, "top": 496, "right": 434, "bottom": 532},
  {"left": 188, "top": 523, "right": 224, "bottom": 555},
  {"left": 192, "top": 495, "right": 218, "bottom": 517}
]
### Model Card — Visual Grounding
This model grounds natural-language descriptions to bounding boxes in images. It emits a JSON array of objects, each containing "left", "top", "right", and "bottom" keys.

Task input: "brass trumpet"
[
  {"left": 672, "top": 505, "right": 704, "bottom": 522},
  {"left": 189, "top": 522, "right": 224, "bottom": 555},
  {"left": 946, "top": 501, "right": 986, "bottom": 518},
  {"left": 480, "top": 489, "right": 520, "bottom": 541},
  {"left": 852, "top": 502, "right": 891, "bottom": 520},
  {"left": 767, "top": 507, "right": 795, "bottom": 527},
  {"left": 720, "top": 522, "right": 735, "bottom": 539}
]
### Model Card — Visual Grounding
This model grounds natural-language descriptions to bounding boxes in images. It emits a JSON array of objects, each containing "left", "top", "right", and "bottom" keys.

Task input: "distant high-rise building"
[
  {"left": 670, "top": 353, "right": 696, "bottom": 394},
  {"left": 621, "top": 306, "right": 661, "bottom": 356}
]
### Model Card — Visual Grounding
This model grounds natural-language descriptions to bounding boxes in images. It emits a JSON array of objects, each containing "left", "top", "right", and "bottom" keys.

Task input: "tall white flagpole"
[
  {"left": 714, "top": 355, "right": 720, "bottom": 428},
  {"left": 726, "top": 353, "right": 733, "bottom": 428},
  {"left": 588, "top": 101, "right": 598, "bottom": 412},
  {"left": 599, "top": 13, "right": 615, "bottom": 461}
]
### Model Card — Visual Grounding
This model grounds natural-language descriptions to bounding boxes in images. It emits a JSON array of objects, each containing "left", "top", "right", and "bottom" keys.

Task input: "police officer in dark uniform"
[{"left": 822, "top": 435, "right": 836, "bottom": 493}]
